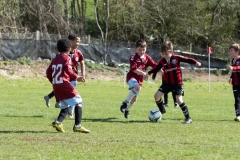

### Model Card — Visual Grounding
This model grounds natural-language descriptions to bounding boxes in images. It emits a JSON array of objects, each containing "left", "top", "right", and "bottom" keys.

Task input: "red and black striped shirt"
[
  {"left": 230, "top": 58, "right": 240, "bottom": 86},
  {"left": 149, "top": 54, "right": 198, "bottom": 85}
]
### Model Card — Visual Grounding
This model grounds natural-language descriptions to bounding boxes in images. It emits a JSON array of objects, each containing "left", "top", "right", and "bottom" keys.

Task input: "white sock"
[
  {"left": 125, "top": 88, "right": 138, "bottom": 103},
  {"left": 126, "top": 102, "right": 134, "bottom": 111}
]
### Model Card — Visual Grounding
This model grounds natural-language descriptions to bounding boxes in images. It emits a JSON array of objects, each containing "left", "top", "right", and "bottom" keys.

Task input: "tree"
[{"left": 94, "top": 0, "right": 110, "bottom": 65}]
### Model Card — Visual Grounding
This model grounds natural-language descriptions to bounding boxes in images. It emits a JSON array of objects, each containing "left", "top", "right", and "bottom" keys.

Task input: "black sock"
[
  {"left": 57, "top": 108, "right": 68, "bottom": 122},
  {"left": 156, "top": 98, "right": 166, "bottom": 114},
  {"left": 164, "top": 94, "right": 168, "bottom": 104},
  {"left": 179, "top": 102, "right": 190, "bottom": 119},
  {"left": 48, "top": 91, "right": 54, "bottom": 99},
  {"left": 75, "top": 105, "right": 82, "bottom": 126},
  {"left": 172, "top": 92, "right": 177, "bottom": 104},
  {"left": 234, "top": 103, "right": 240, "bottom": 117}
]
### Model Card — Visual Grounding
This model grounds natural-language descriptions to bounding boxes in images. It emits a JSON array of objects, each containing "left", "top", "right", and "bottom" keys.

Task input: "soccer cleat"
[
  {"left": 73, "top": 125, "right": 90, "bottom": 133},
  {"left": 120, "top": 101, "right": 128, "bottom": 113},
  {"left": 44, "top": 96, "right": 50, "bottom": 107},
  {"left": 52, "top": 121, "right": 65, "bottom": 132},
  {"left": 55, "top": 102, "right": 60, "bottom": 108},
  {"left": 163, "top": 103, "right": 168, "bottom": 107},
  {"left": 183, "top": 117, "right": 192, "bottom": 124},
  {"left": 234, "top": 116, "right": 240, "bottom": 122},
  {"left": 124, "top": 110, "right": 130, "bottom": 119}
]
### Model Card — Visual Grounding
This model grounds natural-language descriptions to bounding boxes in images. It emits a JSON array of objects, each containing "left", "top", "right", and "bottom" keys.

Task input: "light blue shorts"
[
  {"left": 59, "top": 95, "right": 82, "bottom": 110},
  {"left": 70, "top": 80, "right": 77, "bottom": 88},
  {"left": 127, "top": 78, "right": 140, "bottom": 90}
]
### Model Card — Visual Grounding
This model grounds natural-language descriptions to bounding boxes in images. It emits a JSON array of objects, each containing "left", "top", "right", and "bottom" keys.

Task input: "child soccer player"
[
  {"left": 44, "top": 34, "right": 85, "bottom": 112},
  {"left": 227, "top": 43, "right": 240, "bottom": 121},
  {"left": 119, "top": 39, "right": 157, "bottom": 119},
  {"left": 148, "top": 41, "right": 201, "bottom": 124},
  {"left": 46, "top": 38, "right": 89, "bottom": 133}
]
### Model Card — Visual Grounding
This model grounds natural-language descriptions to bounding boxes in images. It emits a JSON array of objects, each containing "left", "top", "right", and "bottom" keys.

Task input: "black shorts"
[
  {"left": 233, "top": 85, "right": 240, "bottom": 99},
  {"left": 158, "top": 83, "right": 184, "bottom": 96}
]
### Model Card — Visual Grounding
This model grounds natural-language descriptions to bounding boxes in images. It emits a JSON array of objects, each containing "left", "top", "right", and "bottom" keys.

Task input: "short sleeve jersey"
[
  {"left": 69, "top": 49, "right": 84, "bottom": 74},
  {"left": 127, "top": 53, "right": 156, "bottom": 86},
  {"left": 46, "top": 54, "right": 79, "bottom": 101}
]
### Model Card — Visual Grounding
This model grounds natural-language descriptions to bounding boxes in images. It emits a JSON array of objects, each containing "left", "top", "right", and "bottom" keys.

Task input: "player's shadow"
[
  {"left": 165, "top": 118, "right": 233, "bottom": 122},
  {"left": 3, "top": 115, "right": 44, "bottom": 118},
  {"left": 82, "top": 117, "right": 150, "bottom": 123},
  {"left": 0, "top": 130, "right": 49, "bottom": 134}
]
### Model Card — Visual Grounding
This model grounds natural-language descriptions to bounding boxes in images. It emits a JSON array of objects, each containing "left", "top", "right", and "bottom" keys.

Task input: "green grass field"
[{"left": 0, "top": 76, "right": 238, "bottom": 160}]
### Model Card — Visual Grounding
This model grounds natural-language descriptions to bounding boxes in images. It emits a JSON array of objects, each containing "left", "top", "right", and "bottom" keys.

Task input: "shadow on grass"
[
  {"left": 0, "top": 130, "right": 49, "bottom": 133},
  {"left": 3, "top": 115, "right": 44, "bottom": 118},
  {"left": 82, "top": 117, "right": 150, "bottom": 123}
]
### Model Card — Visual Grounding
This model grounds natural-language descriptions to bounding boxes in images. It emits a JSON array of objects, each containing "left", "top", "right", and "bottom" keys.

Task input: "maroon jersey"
[
  {"left": 230, "top": 58, "right": 240, "bottom": 85},
  {"left": 127, "top": 53, "right": 157, "bottom": 86},
  {"left": 149, "top": 54, "right": 198, "bottom": 85},
  {"left": 46, "top": 54, "right": 79, "bottom": 101},
  {"left": 69, "top": 49, "right": 84, "bottom": 74}
]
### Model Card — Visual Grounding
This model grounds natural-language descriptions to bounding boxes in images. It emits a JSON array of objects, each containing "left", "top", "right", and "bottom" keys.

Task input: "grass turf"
[{"left": 0, "top": 76, "right": 238, "bottom": 160}]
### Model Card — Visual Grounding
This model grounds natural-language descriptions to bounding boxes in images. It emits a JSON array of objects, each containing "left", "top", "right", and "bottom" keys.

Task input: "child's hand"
[
  {"left": 229, "top": 78, "right": 232, "bottom": 84},
  {"left": 143, "top": 73, "right": 148, "bottom": 80},
  {"left": 227, "top": 66, "right": 233, "bottom": 71},
  {"left": 160, "top": 67, "right": 164, "bottom": 73},
  {"left": 77, "top": 76, "right": 85, "bottom": 82},
  {"left": 196, "top": 62, "right": 201, "bottom": 67}
]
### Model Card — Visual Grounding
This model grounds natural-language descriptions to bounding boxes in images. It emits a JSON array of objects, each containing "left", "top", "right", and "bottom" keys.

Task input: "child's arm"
[
  {"left": 148, "top": 62, "right": 162, "bottom": 80},
  {"left": 227, "top": 65, "right": 240, "bottom": 71},
  {"left": 178, "top": 55, "right": 201, "bottom": 66},
  {"left": 133, "top": 69, "right": 148, "bottom": 79},
  {"left": 78, "top": 60, "right": 85, "bottom": 82}
]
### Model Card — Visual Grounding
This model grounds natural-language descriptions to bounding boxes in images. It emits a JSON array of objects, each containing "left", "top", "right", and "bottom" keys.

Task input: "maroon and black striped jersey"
[
  {"left": 149, "top": 54, "right": 198, "bottom": 85},
  {"left": 230, "top": 58, "right": 240, "bottom": 86}
]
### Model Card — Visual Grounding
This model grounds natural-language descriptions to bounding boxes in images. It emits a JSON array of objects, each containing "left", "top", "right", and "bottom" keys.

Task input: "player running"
[{"left": 119, "top": 39, "right": 157, "bottom": 119}]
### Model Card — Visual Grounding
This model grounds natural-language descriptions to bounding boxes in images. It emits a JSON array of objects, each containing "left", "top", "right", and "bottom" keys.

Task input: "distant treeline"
[{"left": 0, "top": 0, "right": 239, "bottom": 59}]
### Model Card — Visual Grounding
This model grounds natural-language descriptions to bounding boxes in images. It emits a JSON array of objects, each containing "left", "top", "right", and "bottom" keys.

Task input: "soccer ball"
[{"left": 148, "top": 109, "right": 162, "bottom": 122}]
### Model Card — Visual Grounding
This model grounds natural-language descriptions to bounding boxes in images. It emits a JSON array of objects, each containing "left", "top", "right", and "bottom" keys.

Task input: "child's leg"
[
  {"left": 74, "top": 104, "right": 82, "bottom": 126},
  {"left": 120, "top": 79, "right": 140, "bottom": 112},
  {"left": 155, "top": 90, "right": 166, "bottom": 114},
  {"left": 52, "top": 107, "right": 68, "bottom": 132},
  {"left": 73, "top": 104, "right": 90, "bottom": 133},
  {"left": 164, "top": 93, "right": 168, "bottom": 106},
  {"left": 175, "top": 85, "right": 192, "bottom": 123},
  {"left": 122, "top": 87, "right": 140, "bottom": 119},
  {"left": 44, "top": 91, "right": 54, "bottom": 107},
  {"left": 172, "top": 92, "right": 178, "bottom": 107},
  {"left": 233, "top": 87, "right": 240, "bottom": 120},
  {"left": 56, "top": 108, "right": 69, "bottom": 122},
  {"left": 48, "top": 91, "right": 54, "bottom": 99},
  {"left": 177, "top": 95, "right": 189, "bottom": 118}
]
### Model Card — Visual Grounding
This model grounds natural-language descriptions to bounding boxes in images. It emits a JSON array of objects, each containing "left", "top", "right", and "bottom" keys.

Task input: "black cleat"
[
  {"left": 120, "top": 101, "right": 128, "bottom": 113},
  {"left": 124, "top": 110, "right": 130, "bottom": 119}
]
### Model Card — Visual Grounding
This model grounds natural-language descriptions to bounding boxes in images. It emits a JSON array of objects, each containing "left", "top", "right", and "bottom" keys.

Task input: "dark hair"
[
  {"left": 68, "top": 34, "right": 79, "bottom": 40},
  {"left": 160, "top": 41, "right": 173, "bottom": 53},
  {"left": 57, "top": 39, "right": 71, "bottom": 52},
  {"left": 135, "top": 39, "right": 147, "bottom": 48}
]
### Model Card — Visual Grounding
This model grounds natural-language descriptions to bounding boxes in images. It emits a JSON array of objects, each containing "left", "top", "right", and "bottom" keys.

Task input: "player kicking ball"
[{"left": 46, "top": 38, "right": 89, "bottom": 133}]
